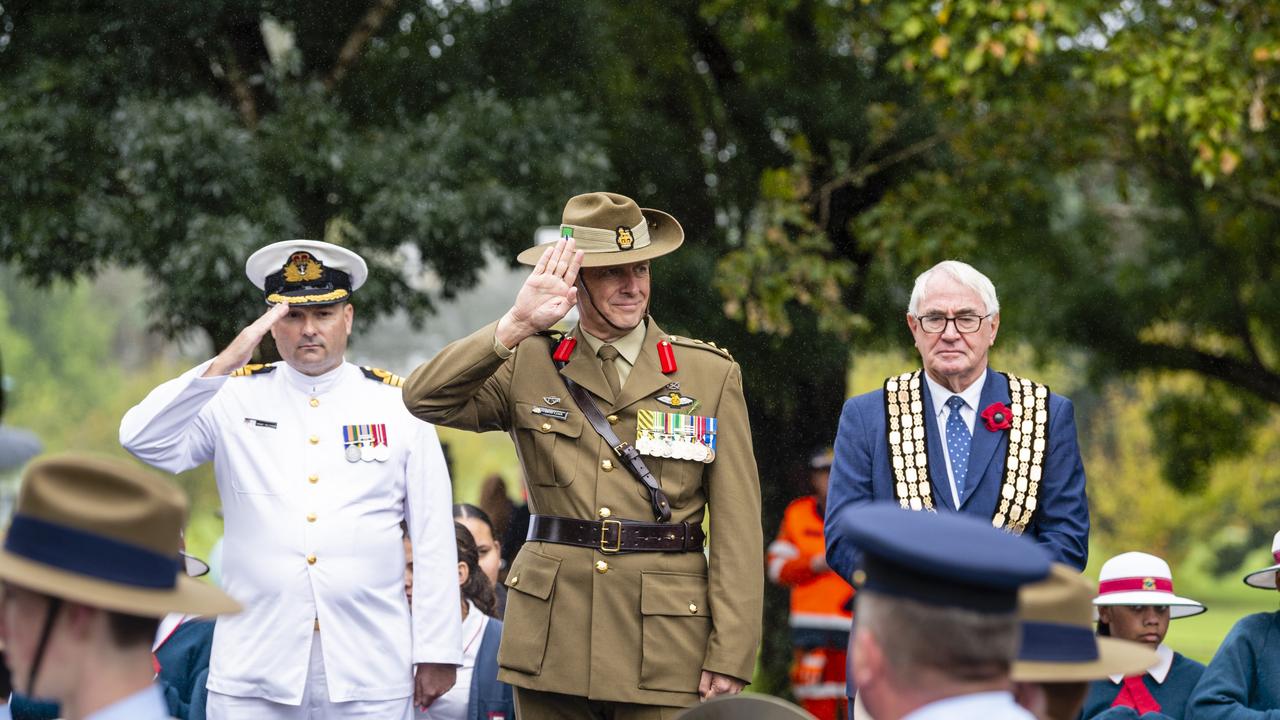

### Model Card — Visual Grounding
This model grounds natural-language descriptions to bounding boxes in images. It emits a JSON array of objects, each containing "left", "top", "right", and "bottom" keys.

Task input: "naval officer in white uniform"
[{"left": 121, "top": 240, "right": 462, "bottom": 719}]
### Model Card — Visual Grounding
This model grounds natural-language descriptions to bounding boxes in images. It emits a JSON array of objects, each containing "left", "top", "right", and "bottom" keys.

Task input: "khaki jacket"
[{"left": 403, "top": 318, "right": 763, "bottom": 706}]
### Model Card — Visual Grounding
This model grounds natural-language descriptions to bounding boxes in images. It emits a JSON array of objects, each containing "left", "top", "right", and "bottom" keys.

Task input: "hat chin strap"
[
  {"left": 577, "top": 277, "right": 647, "bottom": 336},
  {"left": 26, "top": 596, "right": 62, "bottom": 698}
]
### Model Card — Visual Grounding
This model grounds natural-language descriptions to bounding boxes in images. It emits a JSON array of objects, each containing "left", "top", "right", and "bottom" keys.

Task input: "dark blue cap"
[{"left": 836, "top": 502, "right": 1051, "bottom": 613}]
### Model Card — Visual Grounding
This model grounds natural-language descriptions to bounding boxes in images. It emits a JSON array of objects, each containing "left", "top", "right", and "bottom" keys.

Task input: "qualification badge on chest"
[
  {"left": 636, "top": 409, "right": 717, "bottom": 463},
  {"left": 342, "top": 424, "right": 391, "bottom": 462}
]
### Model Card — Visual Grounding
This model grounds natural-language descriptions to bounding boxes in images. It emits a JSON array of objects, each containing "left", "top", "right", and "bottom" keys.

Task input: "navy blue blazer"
[
  {"left": 824, "top": 368, "right": 1089, "bottom": 577},
  {"left": 469, "top": 618, "right": 514, "bottom": 720}
]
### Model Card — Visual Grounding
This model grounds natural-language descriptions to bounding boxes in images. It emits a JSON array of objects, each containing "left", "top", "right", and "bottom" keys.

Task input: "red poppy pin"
[{"left": 981, "top": 402, "right": 1013, "bottom": 432}]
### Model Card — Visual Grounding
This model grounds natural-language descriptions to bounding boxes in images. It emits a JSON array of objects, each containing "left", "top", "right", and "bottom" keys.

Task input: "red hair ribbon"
[
  {"left": 553, "top": 337, "right": 577, "bottom": 363},
  {"left": 1098, "top": 576, "right": 1174, "bottom": 594},
  {"left": 657, "top": 341, "right": 677, "bottom": 374}
]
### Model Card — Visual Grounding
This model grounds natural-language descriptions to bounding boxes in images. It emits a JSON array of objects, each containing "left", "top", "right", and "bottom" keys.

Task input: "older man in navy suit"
[{"left": 825, "top": 260, "right": 1089, "bottom": 580}]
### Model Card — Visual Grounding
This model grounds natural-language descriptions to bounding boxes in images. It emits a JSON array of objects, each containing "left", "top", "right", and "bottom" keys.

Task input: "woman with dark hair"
[
  {"left": 410, "top": 523, "right": 512, "bottom": 720},
  {"left": 452, "top": 504, "right": 506, "bottom": 616}
]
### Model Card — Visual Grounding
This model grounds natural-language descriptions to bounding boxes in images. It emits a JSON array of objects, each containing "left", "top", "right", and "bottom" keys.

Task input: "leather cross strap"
[
  {"left": 528, "top": 514, "right": 703, "bottom": 554},
  {"left": 552, "top": 349, "right": 672, "bottom": 522}
]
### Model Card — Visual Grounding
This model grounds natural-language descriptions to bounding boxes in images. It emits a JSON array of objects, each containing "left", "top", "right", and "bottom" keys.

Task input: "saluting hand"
[
  {"left": 414, "top": 662, "right": 457, "bottom": 710},
  {"left": 699, "top": 670, "right": 746, "bottom": 701},
  {"left": 496, "top": 237, "right": 584, "bottom": 349},
  {"left": 202, "top": 302, "right": 290, "bottom": 378}
]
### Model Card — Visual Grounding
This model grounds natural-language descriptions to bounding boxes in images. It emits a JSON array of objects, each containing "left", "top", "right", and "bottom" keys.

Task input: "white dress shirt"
[
  {"left": 1109, "top": 643, "right": 1175, "bottom": 684},
  {"left": 121, "top": 359, "right": 462, "bottom": 704},
  {"left": 903, "top": 690, "right": 1036, "bottom": 720},
  {"left": 85, "top": 684, "right": 171, "bottom": 720},
  {"left": 924, "top": 372, "right": 987, "bottom": 508}
]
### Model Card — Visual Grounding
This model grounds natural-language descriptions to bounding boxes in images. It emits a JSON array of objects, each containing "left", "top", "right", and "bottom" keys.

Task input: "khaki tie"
[{"left": 597, "top": 344, "right": 622, "bottom": 399}]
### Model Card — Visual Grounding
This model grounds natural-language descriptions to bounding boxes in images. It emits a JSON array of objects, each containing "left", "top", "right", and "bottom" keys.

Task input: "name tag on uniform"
[
  {"left": 636, "top": 409, "right": 716, "bottom": 463},
  {"left": 531, "top": 406, "right": 569, "bottom": 421},
  {"left": 244, "top": 417, "right": 277, "bottom": 429}
]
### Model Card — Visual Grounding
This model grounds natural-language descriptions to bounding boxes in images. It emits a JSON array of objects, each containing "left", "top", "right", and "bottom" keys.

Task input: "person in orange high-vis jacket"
[{"left": 767, "top": 450, "right": 854, "bottom": 720}]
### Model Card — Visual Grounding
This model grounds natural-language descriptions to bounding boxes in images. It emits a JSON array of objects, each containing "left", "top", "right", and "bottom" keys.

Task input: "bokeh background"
[{"left": 3, "top": 0, "right": 1280, "bottom": 696}]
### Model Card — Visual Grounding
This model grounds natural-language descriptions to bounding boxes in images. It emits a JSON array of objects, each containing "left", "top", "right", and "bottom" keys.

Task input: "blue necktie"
[{"left": 945, "top": 395, "right": 972, "bottom": 500}]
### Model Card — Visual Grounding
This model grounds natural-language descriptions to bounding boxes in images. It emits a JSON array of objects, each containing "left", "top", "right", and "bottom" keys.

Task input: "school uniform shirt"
[
  {"left": 121, "top": 359, "right": 462, "bottom": 704},
  {"left": 418, "top": 601, "right": 488, "bottom": 720},
  {"left": 1188, "top": 611, "right": 1280, "bottom": 719},
  {"left": 1081, "top": 644, "right": 1204, "bottom": 719}
]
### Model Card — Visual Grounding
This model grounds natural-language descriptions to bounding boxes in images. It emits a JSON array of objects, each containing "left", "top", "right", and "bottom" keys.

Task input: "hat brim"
[
  {"left": 516, "top": 208, "right": 684, "bottom": 267},
  {"left": 0, "top": 547, "right": 240, "bottom": 618},
  {"left": 1244, "top": 564, "right": 1280, "bottom": 589},
  {"left": 1094, "top": 592, "right": 1206, "bottom": 619},
  {"left": 1013, "top": 637, "right": 1159, "bottom": 683}
]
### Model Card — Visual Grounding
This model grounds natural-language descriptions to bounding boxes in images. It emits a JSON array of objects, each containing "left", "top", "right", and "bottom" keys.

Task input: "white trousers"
[{"left": 207, "top": 631, "right": 413, "bottom": 720}]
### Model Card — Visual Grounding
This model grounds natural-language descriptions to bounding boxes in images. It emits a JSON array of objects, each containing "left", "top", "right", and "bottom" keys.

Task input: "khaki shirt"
[{"left": 404, "top": 317, "right": 763, "bottom": 706}]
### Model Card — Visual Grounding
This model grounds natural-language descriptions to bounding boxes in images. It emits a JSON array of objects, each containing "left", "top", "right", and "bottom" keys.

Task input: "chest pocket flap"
[{"left": 514, "top": 401, "right": 584, "bottom": 487}]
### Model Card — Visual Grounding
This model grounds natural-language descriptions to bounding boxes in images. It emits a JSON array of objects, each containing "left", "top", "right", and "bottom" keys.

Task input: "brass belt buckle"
[{"left": 599, "top": 519, "right": 622, "bottom": 554}]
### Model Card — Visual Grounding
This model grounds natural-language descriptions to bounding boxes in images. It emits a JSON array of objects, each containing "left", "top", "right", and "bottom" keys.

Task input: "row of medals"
[
  {"left": 992, "top": 375, "right": 1048, "bottom": 534},
  {"left": 637, "top": 432, "right": 715, "bottom": 463},
  {"left": 346, "top": 443, "right": 391, "bottom": 463}
]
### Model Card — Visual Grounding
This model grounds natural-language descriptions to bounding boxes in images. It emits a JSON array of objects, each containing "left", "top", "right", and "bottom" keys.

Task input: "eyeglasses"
[{"left": 915, "top": 314, "right": 991, "bottom": 334}]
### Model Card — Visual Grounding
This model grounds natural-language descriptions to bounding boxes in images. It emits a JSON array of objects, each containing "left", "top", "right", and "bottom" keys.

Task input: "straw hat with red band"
[
  {"left": 516, "top": 192, "right": 684, "bottom": 268},
  {"left": 1243, "top": 530, "right": 1280, "bottom": 589},
  {"left": 1093, "top": 552, "right": 1205, "bottom": 619}
]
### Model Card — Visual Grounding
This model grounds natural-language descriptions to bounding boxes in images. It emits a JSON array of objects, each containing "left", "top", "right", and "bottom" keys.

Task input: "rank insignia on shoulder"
[
  {"left": 667, "top": 335, "right": 732, "bottom": 360},
  {"left": 231, "top": 363, "right": 277, "bottom": 378},
  {"left": 656, "top": 392, "right": 696, "bottom": 410},
  {"left": 360, "top": 366, "right": 405, "bottom": 388}
]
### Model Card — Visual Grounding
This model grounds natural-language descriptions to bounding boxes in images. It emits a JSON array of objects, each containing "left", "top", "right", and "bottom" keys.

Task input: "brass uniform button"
[
  {"left": 306, "top": 554, "right": 317, "bottom": 565},
  {"left": 688, "top": 603, "right": 698, "bottom": 614},
  {"left": 607, "top": 414, "right": 619, "bottom": 425},
  {"left": 540, "top": 422, "right": 552, "bottom": 432},
  {"left": 595, "top": 560, "right": 609, "bottom": 574},
  {"left": 309, "top": 435, "right": 319, "bottom": 445},
  {"left": 308, "top": 474, "right": 319, "bottom": 484},
  {"left": 509, "top": 575, "right": 519, "bottom": 586},
  {"left": 598, "top": 507, "right": 612, "bottom": 519},
  {"left": 306, "top": 513, "right": 317, "bottom": 523},
  {"left": 309, "top": 398, "right": 319, "bottom": 408},
  {"left": 601, "top": 459, "right": 613, "bottom": 472},
  {"left": 313, "top": 618, "right": 320, "bottom": 631}
]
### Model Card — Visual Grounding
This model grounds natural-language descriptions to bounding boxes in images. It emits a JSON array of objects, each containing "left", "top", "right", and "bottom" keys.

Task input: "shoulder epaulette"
[
  {"left": 230, "top": 363, "right": 277, "bottom": 378},
  {"left": 360, "top": 366, "right": 405, "bottom": 388},
  {"left": 668, "top": 335, "right": 733, "bottom": 361}
]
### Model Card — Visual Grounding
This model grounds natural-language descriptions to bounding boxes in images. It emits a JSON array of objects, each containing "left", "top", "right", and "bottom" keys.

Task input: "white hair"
[{"left": 907, "top": 261, "right": 1000, "bottom": 317}]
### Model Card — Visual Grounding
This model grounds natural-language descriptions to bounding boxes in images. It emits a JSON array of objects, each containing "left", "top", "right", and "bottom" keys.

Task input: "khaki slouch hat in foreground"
[
  {"left": 0, "top": 453, "right": 240, "bottom": 617},
  {"left": 1013, "top": 564, "right": 1156, "bottom": 682},
  {"left": 516, "top": 191, "right": 684, "bottom": 267}
]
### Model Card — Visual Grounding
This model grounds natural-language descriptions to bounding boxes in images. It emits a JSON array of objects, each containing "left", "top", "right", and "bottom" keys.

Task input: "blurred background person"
[
  {"left": 767, "top": 449, "right": 852, "bottom": 720},
  {"left": 1011, "top": 564, "right": 1156, "bottom": 720},
  {"left": 1082, "top": 552, "right": 1205, "bottom": 719},
  {"left": 452, "top": 504, "right": 506, "bottom": 617},
  {"left": 1188, "top": 531, "right": 1280, "bottom": 718},
  {"left": 410, "top": 523, "right": 513, "bottom": 720}
]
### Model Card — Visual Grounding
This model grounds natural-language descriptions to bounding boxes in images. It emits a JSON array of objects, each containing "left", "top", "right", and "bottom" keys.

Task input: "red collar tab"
[
  {"left": 1098, "top": 576, "right": 1174, "bottom": 595},
  {"left": 657, "top": 340, "right": 677, "bottom": 374},
  {"left": 553, "top": 337, "right": 577, "bottom": 363}
]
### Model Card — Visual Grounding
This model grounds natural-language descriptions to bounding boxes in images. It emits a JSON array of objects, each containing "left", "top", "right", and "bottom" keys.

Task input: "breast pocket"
[
  {"left": 514, "top": 401, "right": 583, "bottom": 487},
  {"left": 227, "top": 423, "right": 279, "bottom": 495},
  {"left": 497, "top": 548, "right": 561, "bottom": 675},
  {"left": 638, "top": 571, "right": 711, "bottom": 693}
]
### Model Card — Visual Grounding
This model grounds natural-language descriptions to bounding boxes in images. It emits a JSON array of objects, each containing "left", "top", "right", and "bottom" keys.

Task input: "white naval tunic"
[{"left": 121, "top": 359, "right": 462, "bottom": 704}]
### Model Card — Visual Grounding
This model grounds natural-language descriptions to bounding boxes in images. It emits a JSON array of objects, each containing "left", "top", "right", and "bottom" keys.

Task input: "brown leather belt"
[{"left": 527, "top": 514, "right": 705, "bottom": 554}]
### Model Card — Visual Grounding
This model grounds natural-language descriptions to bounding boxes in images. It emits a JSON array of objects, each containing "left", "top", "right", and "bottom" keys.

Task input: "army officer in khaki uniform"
[{"left": 403, "top": 191, "right": 763, "bottom": 717}]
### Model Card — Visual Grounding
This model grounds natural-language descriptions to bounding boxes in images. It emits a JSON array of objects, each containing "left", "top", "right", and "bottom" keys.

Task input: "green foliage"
[{"left": 0, "top": 2, "right": 610, "bottom": 348}]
